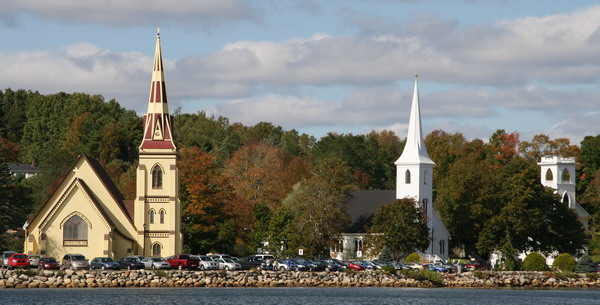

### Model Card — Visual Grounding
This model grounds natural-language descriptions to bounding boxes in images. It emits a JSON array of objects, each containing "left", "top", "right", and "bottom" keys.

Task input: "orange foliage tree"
[{"left": 179, "top": 147, "right": 236, "bottom": 254}]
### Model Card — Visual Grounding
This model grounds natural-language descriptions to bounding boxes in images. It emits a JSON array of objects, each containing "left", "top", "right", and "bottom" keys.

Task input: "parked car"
[
  {"left": 165, "top": 254, "right": 200, "bottom": 270},
  {"left": 117, "top": 256, "right": 145, "bottom": 270},
  {"left": 2, "top": 251, "right": 17, "bottom": 268},
  {"left": 217, "top": 257, "right": 242, "bottom": 270},
  {"left": 61, "top": 254, "right": 90, "bottom": 270},
  {"left": 193, "top": 255, "right": 219, "bottom": 270},
  {"left": 343, "top": 261, "right": 365, "bottom": 271},
  {"left": 465, "top": 260, "right": 491, "bottom": 271},
  {"left": 294, "top": 258, "right": 326, "bottom": 271},
  {"left": 352, "top": 260, "right": 377, "bottom": 270},
  {"left": 441, "top": 263, "right": 457, "bottom": 273},
  {"left": 6, "top": 253, "right": 29, "bottom": 270},
  {"left": 208, "top": 254, "right": 233, "bottom": 261},
  {"left": 315, "top": 259, "right": 343, "bottom": 272},
  {"left": 275, "top": 259, "right": 308, "bottom": 271},
  {"left": 239, "top": 254, "right": 275, "bottom": 270},
  {"left": 141, "top": 257, "right": 171, "bottom": 270},
  {"left": 28, "top": 255, "right": 41, "bottom": 268},
  {"left": 38, "top": 257, "right": 60, "bottom": 270},
  {"left": 90, "top": 257, "right": 120, "bottom": 270},
  {"left": 342, "top": 260, "right": 365, "bottom": 271},
  {"left": 403, "top": 262, "right": 424, "bottom": 270},
  {"left": 426, "top": 263, "right": 448, "bottom": 273}
]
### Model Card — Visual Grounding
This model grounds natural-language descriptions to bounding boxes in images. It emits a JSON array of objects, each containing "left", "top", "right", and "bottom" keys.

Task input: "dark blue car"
[{"left": 90, "top": 257, "right": 120, "bottom": 270}]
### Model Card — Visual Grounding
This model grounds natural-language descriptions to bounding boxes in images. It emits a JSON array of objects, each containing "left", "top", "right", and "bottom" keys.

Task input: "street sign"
[{"left": 298, "top": 249, "right": 304, "bottom": 256}]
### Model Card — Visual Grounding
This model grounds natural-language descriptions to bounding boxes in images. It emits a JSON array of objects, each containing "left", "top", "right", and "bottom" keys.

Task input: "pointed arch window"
[
  {"left": 405, "top": 170, "right": 411, "bottom": 184},
  {"left": 439, "top": 240, "right": 446, "bottom": 255},
  {"left": 159, "top": 209, "right": 165, "bottom": 224},
  {"left": 545, "top": 169, "right": 553, "bottom": 181},
  {"left": 152, "top": 165, "right": 163, "bottom": 189},
  {"left": 422, "top": 198, "right": 428, "bottom": 216},
  {"left": 561, "top": 168, "right": 571, "bottom": 183},
  {"left": 63, "top": 215, "right": 88, "bottom": 241},
  {"left": 149, "top": 209, "right": 155, "bottom": 224},
  {"left": 152, "top": 243, "right": 162, "bottom": 256},
  {"left": 562, "top": 193, "right": 570, "bottom": 205}
]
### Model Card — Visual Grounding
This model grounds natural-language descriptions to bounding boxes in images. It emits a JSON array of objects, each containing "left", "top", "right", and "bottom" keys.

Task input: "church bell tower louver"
[{"left": 134, "top": 29, "right": 182, "bottom": 257}]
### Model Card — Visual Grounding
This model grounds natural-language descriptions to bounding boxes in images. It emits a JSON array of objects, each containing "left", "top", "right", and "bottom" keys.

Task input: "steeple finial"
[{"left": 395, "top": 75, "right": 434, "bottom": 165}]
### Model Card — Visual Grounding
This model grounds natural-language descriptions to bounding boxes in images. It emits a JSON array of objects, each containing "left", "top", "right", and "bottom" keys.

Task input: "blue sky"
[{"left": 2, "top": 0, "right": 600, "bottom": 144}]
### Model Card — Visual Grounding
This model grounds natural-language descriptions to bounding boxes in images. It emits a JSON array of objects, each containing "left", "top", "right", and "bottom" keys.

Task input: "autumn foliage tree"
[{"left": 179, "top": 147, "right": 236, "bottom": 254}]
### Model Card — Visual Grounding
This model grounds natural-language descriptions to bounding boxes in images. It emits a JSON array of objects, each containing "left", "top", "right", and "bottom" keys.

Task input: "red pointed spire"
[{"left": 140, "top": 29, "right": 176, "bottom": 152}]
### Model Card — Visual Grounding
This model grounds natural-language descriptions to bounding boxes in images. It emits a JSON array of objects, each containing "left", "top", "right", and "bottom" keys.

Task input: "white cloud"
[{"left": 0, "top": 0, "right": 261, "bottom": 29}]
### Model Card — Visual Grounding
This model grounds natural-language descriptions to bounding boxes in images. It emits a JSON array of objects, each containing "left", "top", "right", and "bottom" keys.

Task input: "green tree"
[
  {"left": 366, "top": 198, "right": 430, "bottom": 261},
  {"left": 575, "top": 254, "right": 596, "bottom": 273},
  {"left": 284, "top": 158, "right": 357, "bottom": 258},
  {"left": 404, "top": 252, "right": 421, "bottom": 263}
]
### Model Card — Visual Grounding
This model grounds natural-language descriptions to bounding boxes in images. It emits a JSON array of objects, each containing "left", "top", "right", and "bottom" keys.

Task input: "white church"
[{"left": 334, "top": 76, "right": 450, "bottom": 261}]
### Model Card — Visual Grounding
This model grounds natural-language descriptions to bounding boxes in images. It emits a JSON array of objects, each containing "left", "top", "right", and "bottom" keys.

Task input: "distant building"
[
  {"left": 334, "top": 76, "right": 450, "bottom": 261},
  {"left": 7, "top": 163, "right": 39, "bottom": 179},
  {"left": 24, "top": 30, "right": 182, "bottom": 259}
]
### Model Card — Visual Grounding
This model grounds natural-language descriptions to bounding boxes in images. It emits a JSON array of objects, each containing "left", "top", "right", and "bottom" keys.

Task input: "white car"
[
  {"left": 194, "top": 255, "right": 219, "bottom": 270},
  {"left": 141, "top": 257, "right": 171, "bottom": 270},
  {"left": 217, "top": 258, "right": 241, "bottom": 270}
]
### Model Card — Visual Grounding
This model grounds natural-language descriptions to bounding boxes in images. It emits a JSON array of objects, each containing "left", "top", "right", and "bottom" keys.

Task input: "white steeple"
[{"left": 395, "top": 74, "right": 434, "bottom": 165}]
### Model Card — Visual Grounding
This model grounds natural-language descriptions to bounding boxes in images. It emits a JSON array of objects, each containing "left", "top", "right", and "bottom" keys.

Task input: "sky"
[{"left": 2, "top": 0, "right": 600, "bottom": 144}]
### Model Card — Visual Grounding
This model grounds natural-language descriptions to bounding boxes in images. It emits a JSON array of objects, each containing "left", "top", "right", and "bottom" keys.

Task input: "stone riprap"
[{"left": 0, "top": 270, "right": 597, "bottom": 289}]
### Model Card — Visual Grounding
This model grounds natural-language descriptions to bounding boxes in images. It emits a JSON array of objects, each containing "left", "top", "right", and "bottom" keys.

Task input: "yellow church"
[{"left": 23, "top": 31, "right": 182, "bottom": 259}]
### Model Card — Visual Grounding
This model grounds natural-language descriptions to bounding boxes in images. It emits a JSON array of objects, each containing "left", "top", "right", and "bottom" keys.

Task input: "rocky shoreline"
[{"left": 0, "top": 269, "right": 598, "bottom": 289}]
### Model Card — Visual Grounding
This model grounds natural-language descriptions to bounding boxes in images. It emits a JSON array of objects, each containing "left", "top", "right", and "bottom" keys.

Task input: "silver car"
[
  {"left": 217, "top": 258, "right": 242, "bottom": 270},
  {"left": 28, "top": 255, "right": 41, "bottom": 267},
  {"left": 2, "top": 251, "right": 17, "bottom": 268},
  {"left": 194, "top": 255, "right": 219, "bottom": 270},
  {"left": 141, "top": 257, "right": 170, "bottom": 270},
  {"left": 61, "top": 253, "right": 90, "bottom": 270}
]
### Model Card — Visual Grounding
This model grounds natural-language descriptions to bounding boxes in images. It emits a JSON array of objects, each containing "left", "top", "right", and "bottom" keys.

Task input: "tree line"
[{"left": 0, "top": 89, "right": 598, "bottom": 264}]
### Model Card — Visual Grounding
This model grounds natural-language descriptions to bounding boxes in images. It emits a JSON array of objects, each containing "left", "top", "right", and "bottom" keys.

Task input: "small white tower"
[
  {"left": 538, "top": 155, "right": 589, "bottom": 229},
  {"left": 395, "top": 75, "right": 450, "bottom": 260},
  {"left": 538, "top": 155, "right": 576, "bottom": 209}
]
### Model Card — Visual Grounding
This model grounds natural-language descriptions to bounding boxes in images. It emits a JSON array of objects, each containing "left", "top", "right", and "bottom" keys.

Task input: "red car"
[
  {"left": 342, "top": 260, "right": 365, "bottom": 271},
  {"left": 7, "top": 253, "right": 30, "bottom": 270},
  {"left": 464, "top": 260, "right": 491, "bottom": 271},
  {"left": 165, "top": 254, "right": 199, "bottom": 270},
  {"left": 38, "top": 257, "right": 61, "bottom": 270}
]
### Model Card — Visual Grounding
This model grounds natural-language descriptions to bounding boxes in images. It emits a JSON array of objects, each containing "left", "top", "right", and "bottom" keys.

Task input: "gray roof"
[
  {"left": 7, "top": 163, "right": 40, "bottom": 173},
  {"left": 346, "top": 190, "right": 395, "bottom": 233}
]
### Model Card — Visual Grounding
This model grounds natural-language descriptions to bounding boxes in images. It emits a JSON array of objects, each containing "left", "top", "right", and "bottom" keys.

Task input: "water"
[{"left": 1, "top": 287, "right": 599, "bottom": 305}]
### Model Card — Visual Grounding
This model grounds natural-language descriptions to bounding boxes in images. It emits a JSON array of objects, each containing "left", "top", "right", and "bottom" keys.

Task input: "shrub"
[
  {"left": 381, "top": 265, "right": 396, "bottom": 275},
  {"left": 552, "top": 253, "right": 576, "bottom": 272},
  {"left": 423, "top": 269, "right": 444, "bottom": 286},
  {"left": 575, "top": 255, "right": 596, "bottom": 273},
  {"left": 472, "top": 270, "right": 486, "bottom": 279},
  {"left": 522, "top": 252, "right": 549, "bottom": 271},
  {"left": 404, "top": 253, "right": 421, "bottom": 263}
]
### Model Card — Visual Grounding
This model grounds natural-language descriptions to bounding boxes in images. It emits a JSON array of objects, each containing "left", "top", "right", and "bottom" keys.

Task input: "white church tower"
[
  {"left": 538, "top": 155, "right": 589, "bottom": 226},
  {"left": 395, "top": 75, "right": 450, "bottom": 261}
]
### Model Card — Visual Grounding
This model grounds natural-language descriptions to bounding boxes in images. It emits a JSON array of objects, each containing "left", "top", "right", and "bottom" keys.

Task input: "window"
[
  {"left": 422, "top": 198, "right": 428, "bottom": 216},
  {"left": 405, "top": 169, "right": 411, "bottom": 184},
  {"left": 545, "top": 169, "right": 553, "bottom": 181},
  {"left": 439, "top": 240, "right": 446, "bottom": 255},
  {"left": 424, "top": 170, "right": 428, "bottom": 185},
  {"left": 63, "top": 215, "right": 88, "bottom": 241},
  {"left": 149, "top": 210, "right": 155, "bottom": 224},
  {"left": 152, "top": 165, "right": 163, "bottom": 189},
  {"left": 152, "top": 243, "right": 161, "bottom": 256},
  {"left": 561, "top": 168, "right": 570, "bottom": 183},
  {"left": 159, "top": 209, "right": 165, "bottom": 224},
  {"left": 562, "top": 193, "right": 570, "bottom": 205}
]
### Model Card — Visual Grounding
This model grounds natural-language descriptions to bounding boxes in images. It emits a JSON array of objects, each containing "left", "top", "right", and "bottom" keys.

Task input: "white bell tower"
[
  {"left": 538, "top": 155, "right": 576, "bottom": 209},
  {"left": 395, "top": 75, "right": 450, "bottom": 260}
]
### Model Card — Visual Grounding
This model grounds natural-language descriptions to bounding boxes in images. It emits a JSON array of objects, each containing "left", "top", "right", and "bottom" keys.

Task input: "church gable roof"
[
  {"left": 346, "top": 190, "right": 395, "bottom": 233},
  {"left": 28, "top": 154, "right": 135, "bottom": 231}
]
